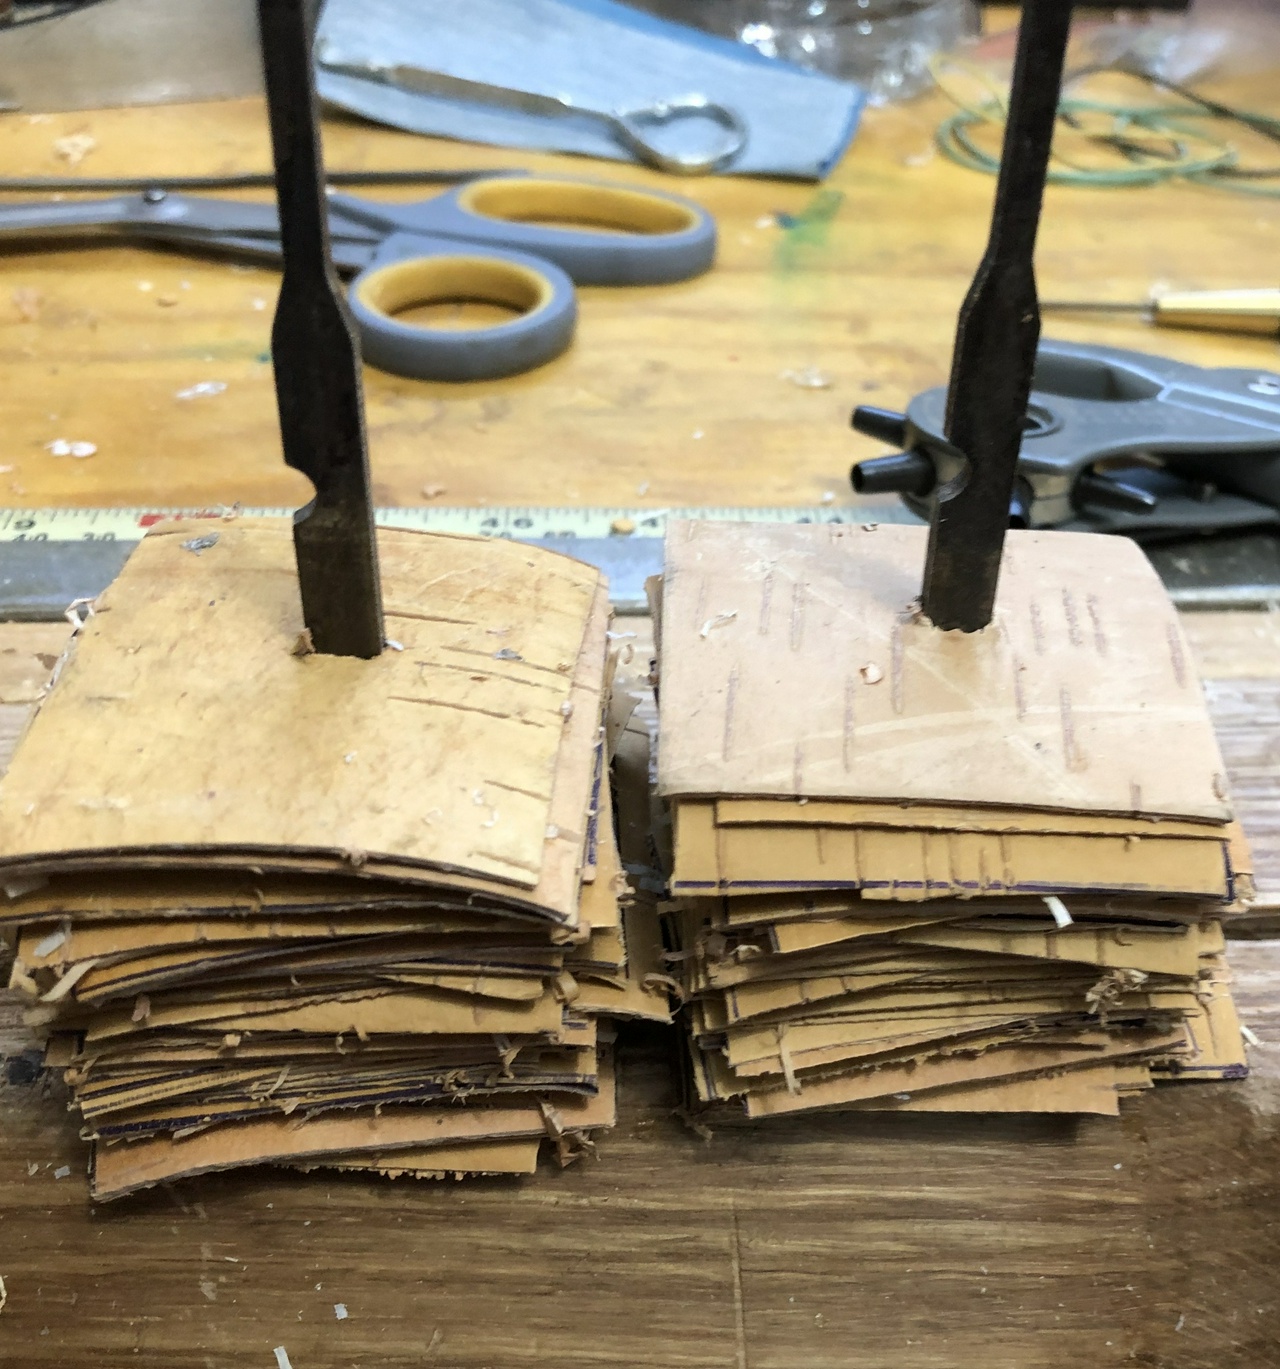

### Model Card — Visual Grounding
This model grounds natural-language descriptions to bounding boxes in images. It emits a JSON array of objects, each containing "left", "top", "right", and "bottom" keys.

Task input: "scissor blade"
[
  {"left": 115, "top": 226, "right": 378, "bottom": 275},
  {"left": 0, "top": 192, "right": 286, "bottom": 240},
  {"left": 922, "top": 0, "right": 1073, "bottom": 633},
  {"left": 259, "top": 0, "right": 383, "bottom": 659}
]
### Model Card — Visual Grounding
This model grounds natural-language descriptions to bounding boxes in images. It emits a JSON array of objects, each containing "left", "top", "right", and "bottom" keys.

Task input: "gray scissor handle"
[
  {"left": 0, "top": 180, "right": 714, "bottom": 382},
  {"left": 327, "top": 173, "right": 717, "bottom": 286},
  {"left": 346, "top": 233, "right": 577, "bottom": 381}
]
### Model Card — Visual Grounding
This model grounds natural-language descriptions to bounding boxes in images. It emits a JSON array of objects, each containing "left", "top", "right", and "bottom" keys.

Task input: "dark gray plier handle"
[
  {"left": 258, "top": 0, "right": 384, "bottom": 659},
  {"left": 921, "top": 0, "right": 1075, "bottom": 633}
]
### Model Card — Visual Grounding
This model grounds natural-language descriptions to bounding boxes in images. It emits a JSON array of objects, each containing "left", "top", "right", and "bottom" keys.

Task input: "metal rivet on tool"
[{"left": 142, "top": 188, "right": 168, "bottom": 204}]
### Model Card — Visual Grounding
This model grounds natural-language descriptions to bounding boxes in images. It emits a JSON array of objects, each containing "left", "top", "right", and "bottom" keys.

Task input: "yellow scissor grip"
[
  {"left": 457, "top": 176, "right": 699, "bottom": 236},
  {"left": 352, "top": 253, "right": 554, "bottom": 322}
]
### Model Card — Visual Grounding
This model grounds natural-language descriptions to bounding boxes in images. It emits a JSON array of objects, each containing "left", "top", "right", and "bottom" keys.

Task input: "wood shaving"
[
  {"left": 4, "top": 875, "right": 47, "bottom": 899},
  {"left": 32, "top": 927, "right": 66, "bottom": 958},
  {"left": 1044, "top": 895, "right": 1074, "bottom": 928},
  {"left": 859, "top": 662, "right": 883, "bottom": 684},
  {"left": 52, "top": 133, "right": 96, "bottom": 165},
  {"left": 699, "top": 611, "right": 738, "bottom": 639},
  {"left": 175, "top": 381, "right": 227, "bottom": 401},
  {"left": 421, "top": 483, "right": 447, "bottom": 498},
  {"left": 780, "top": 365, "right": 831, "bottom": 389},
  {"left": 12, "top": 287, "right": 40, "bottom": 322},
  {"left": 64, "top": 597, "right": 96, "bottom": 632}
]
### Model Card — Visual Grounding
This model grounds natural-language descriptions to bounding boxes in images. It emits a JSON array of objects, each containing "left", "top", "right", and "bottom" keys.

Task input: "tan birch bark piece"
[
  {"left": 658, "top": 521, "right": 1230, "bottom": 821},
  {"left": 0, "top": 520, "right": 601, "bottom": 888}
]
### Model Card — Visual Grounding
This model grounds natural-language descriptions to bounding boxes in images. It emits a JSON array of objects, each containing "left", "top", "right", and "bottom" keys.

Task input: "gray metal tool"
[
  {"left": 852, "top": 340, "right": 1280, "bottom": 539},
  {"left": 316, "top": 43, "right": 748, "bottom": 176},
  {"left": 910, "top": 0, "right": 1074, "bottom": 633},
  {"left": 258, "top": 0, "right": 383, "bottom": 658}
]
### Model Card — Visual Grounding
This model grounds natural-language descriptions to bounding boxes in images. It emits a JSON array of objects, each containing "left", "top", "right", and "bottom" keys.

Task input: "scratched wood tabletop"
[
  {"left": 2, "top": 7, "right": 1280, "bottom": 1368},
  {"left": 0, "top": 30, "right": 1278, "bottom": 510}
]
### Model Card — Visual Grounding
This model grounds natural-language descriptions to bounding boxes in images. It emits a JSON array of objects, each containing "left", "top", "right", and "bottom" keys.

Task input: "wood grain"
[
  {"left": 0, "top": 1012, "right": 1277, "bottom": 1369},
  {"left": 1, "top": 17, "right": 1279, "bottom": 1360},
  {"left": 1, "top": 73, "right": 1278, "bottom": 513},
  {"left": 1, "top": 610, "right": 1278, "bottom": 1367}
]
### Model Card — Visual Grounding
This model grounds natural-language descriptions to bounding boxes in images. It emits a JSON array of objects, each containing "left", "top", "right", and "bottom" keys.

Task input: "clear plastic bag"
[{"left": 630, "top": 0, "right": 980, "bottom": 103}]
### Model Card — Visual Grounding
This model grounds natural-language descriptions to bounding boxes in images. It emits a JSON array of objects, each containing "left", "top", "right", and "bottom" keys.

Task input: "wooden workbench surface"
[
  {"left": 0, "top": 614, "right": 1276, "bottom": 1369},
  {"left": 1, "top": 62, "right": 1278, "bottom": 509},
  {"left": 2, "top": 19, "right": 1280, "bottom": 1369}
]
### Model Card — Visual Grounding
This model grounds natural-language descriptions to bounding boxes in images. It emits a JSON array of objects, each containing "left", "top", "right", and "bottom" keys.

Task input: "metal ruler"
[{"left": 0, "top": 504, "right": 1275, "bottom": 619}]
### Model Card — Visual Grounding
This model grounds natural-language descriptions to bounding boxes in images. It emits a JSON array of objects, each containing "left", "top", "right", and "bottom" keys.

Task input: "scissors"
[
  {"left": 0, "top": 172, "right": 717, "bottom": 380},
  {"left": 316, "top": 45, "right": 749, "bottom": 178}
]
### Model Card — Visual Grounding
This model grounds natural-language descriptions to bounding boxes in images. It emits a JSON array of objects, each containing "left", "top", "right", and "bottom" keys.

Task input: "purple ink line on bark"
[
  {"left": 1029, "top": 600, "right": 1046, "bottom": 655},
  {"left": 722, "top": 668, "right": 738, "bottom": 761},
  {"left": 1061, "top": 588, "right": 1083, "bottom": 648},
  {"left": 1059, "top": 686, "right": 1084, "bottom": 771},
  {"left": 1086, "top": 594, "right": 1107, "bottom": 654},
  {"left": 789, "top": 581, "right": 806, "bottom": 652},
  {"left": 842, "top": 675, "right": 856, "bottom": 772},
  {"left": 890, "top": 620, "right": 905, "bottom": 714},
  {"left": 1166, "top": 621, "right": 1187, "bottom": 688}
]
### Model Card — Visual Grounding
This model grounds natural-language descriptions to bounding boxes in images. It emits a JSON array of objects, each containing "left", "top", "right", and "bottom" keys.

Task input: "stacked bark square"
[
  {"left": 656, "top": 521, "right": 1249, "bottom": 1121},
  {"left": 0, "top": 519, "right": 667, "bottom": 1200}
]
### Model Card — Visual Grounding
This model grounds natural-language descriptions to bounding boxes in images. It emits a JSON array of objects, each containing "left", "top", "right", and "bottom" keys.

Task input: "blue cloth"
[{"left": 315, "top": 0, "right": 865, "bottom": 181}]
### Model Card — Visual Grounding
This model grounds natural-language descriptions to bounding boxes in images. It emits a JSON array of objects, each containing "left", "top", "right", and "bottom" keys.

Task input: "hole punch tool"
[
  {"left": 849, "top": 0, "right": 1280, "bottom": 619},
  {"left": 0, "top": 179, "right": 716, "bottom": 383},
  {"left": 258, "top": 0, "right": 383, "bottom": 659},
  {"left": 853, "top": 339, "right": 1280, "bottom": 538}
]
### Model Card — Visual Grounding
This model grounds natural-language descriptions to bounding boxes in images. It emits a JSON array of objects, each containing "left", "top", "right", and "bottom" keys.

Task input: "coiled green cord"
[{"left": 931, "top": 56, "right": 1280, "bottom": 197}]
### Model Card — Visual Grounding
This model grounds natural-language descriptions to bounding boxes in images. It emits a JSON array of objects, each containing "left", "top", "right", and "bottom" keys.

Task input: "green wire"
[{"left": 936, "top": 96, "right": 1280, "bottom": 197}]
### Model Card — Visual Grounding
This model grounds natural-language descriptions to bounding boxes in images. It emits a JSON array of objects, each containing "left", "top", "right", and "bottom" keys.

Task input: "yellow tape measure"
[
  {"left": 0, "top": 504, "right": 914, "bottom": 619},
  {"left": 0, "top": 504, "right": 906, "bottom": 541},
  {"left": 0, "top": 505, "right": 1270, "bottom": 617}
]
